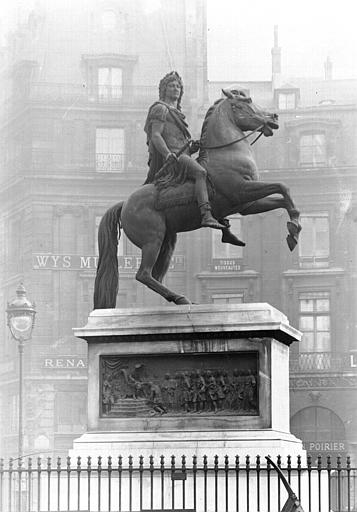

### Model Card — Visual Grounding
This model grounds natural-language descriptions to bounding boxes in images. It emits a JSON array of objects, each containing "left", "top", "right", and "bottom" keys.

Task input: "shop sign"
[
  {"left": 290, "top": 375, "right": 357, "bottom": 388},
  {"left": 212, "top": 258, "right": 241, "bottom": 272},
  {"left": 33, "top": 254, "right": 185, "bottom": 272},
  {"left": 304, "top": 441, "right": 346, "bottom": 452},
  {"left": 42, "top": 357, "right": 88, "bottom": 369}
]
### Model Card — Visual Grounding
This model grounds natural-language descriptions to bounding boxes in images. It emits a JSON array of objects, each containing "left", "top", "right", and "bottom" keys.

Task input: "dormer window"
[
  {"left": 101, "top": 10, "right": 117, "bottom": 31},
  {"left": 275, "top": 86, "right": 299, "bottom": 110},
  {"left": 278, "top": 92, "right": 296, "bottom": 110}
]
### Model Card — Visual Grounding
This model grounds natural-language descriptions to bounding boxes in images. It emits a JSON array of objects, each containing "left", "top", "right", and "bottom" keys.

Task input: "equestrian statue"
[{"left": 94, "top": 71, "right": 301, "bottom": 308}]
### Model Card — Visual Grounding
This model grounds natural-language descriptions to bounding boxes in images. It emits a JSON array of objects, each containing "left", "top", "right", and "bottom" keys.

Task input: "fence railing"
[
  {"left": 0, "top": 454, "right": 355, "bottom": 512},
  {"left": 289, "top": 351, "right": 352, "bottom": 372}
]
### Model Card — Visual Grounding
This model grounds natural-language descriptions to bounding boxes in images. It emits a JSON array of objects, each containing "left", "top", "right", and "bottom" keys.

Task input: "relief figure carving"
[{"left": 100, "top": 354, "right": 258, "bottom": 418}]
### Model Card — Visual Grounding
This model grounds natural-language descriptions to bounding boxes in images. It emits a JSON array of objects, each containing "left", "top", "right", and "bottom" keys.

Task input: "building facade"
[
  {"left": 0, "top": 4, "right": 356, "bottom": 464},
  {"left": 0, "top": 0, "right": 208, "bottom": 459}
]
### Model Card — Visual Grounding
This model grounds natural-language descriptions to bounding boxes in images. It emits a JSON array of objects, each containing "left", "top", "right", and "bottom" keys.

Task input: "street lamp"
[{"left": 6, "top": 283, "right": 36, "bottom": 459}]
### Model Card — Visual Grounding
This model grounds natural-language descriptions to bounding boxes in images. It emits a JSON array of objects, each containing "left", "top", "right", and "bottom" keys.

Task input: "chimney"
[
  {"left": 324, "top": 56, "right": 332, "bottom": 80},
  {"left": 271, "top": 25, "right": 281, "bottom": 89}
]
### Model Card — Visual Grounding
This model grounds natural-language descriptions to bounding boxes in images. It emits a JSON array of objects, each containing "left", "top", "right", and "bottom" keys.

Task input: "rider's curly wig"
[{"left": 159, "top": 71, "right": 184, "bottom": 110}]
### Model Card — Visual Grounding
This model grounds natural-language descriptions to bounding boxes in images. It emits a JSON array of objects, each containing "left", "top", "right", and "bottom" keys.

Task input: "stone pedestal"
[{"left": 71, "top": 303, "right": 305, "bottom": 463}]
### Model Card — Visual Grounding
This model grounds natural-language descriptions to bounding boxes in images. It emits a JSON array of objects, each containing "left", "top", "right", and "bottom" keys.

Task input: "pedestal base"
[
  {"left": 73, "top": 304, "right": 305, "bottom": 465},
  {"left": 70, "top": 429, "right": 304, "bottom": 463}
]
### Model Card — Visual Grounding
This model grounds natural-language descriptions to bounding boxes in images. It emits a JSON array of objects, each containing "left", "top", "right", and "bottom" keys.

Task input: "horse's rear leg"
[
  {"left": 136, "top": 239, "right": 191, "bottom": 305},
  {"left": 152, "top": 232, "right": 177, "bottom": 283}
]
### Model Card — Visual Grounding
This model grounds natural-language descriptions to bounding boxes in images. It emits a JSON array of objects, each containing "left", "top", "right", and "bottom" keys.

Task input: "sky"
[
  {"left": 1, "top": 0, "right": 356, "bottom": 81},
  {"left": 207, "top": 0, "right": 357, "bottom": 81}
]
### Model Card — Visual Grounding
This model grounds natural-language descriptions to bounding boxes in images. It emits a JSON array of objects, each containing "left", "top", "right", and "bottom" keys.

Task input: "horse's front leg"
[
  {"left": 278, "top": 183, "right": 301, "bottom": 251},
  {"left": 222, "top": 180, "right": 301, "bottom": 251}
]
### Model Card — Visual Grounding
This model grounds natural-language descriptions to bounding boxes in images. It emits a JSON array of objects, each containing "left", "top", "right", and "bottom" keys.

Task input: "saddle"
[{"left": 154, "top": 179, "right": 215, "bottom": 211}]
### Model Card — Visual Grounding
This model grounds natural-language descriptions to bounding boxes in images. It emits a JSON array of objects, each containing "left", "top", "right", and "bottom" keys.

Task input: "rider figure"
[{"left": 144, "top": 71, "right": 245, "bottom": 245}]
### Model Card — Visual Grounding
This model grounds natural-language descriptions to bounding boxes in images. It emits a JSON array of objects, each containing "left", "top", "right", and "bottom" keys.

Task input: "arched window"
[{"left": 291, "top": 406, "right": 346, "bottom": 464}]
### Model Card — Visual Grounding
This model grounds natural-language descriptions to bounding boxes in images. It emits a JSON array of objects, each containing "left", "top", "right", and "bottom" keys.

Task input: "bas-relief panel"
[{"left": 100, "top": 352, "right": 258, "bottom": 418}]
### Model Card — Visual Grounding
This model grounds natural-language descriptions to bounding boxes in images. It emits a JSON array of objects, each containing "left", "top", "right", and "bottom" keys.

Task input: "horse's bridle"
[{"left": 200, "top": 123, "right": 264, "bottom": 150}]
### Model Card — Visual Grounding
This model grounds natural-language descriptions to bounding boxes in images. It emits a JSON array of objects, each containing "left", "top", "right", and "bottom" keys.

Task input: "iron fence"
[{"left": 0, "top": 454, "right": 355, "bottom": 512}]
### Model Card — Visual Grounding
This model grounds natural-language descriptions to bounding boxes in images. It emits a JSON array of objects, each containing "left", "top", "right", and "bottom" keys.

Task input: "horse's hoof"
[
  {"left": 174, "top": 295, "right": 191, "bottom": 305},
  {"left": 286, "top": 234, "right": 298, "bottom": 251},
  {"left": 287, "top": 221, "right": 302, "bottom": 238}
]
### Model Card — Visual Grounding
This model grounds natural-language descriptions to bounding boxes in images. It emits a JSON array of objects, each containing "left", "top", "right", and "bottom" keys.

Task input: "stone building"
[
  {"left": 0, "top": 0, "right": 208, "bottom": 458},
  {"left": 0, "top": 3, "right": 356, "bottom": 464}
]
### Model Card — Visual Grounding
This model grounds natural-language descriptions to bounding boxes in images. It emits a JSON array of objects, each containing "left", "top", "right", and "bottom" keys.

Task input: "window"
[
  {"left": 212, "top": 217, "right": 243, "bottom": 259},
  {"left": 299, "top": 291, "right": 331, "bottom": 356},
  {"left": 96, "top": 128, "right": 125, "bottom": 171},
  {"left": 98, "top": 67, "right": 123, "bottom": 100},
  {"left": 55, "top": 392, "right": 87, "bottom": 433},
  {"left": 278, "top": 92, "right": 296, "bottom": 110},
  {"left": 299, "top": 214, "right": 329, "bottom": 268},
  {"left": 212, "top": 293, "right": 244, "bottom": 304},
  {"left": 299, "top": 132, "right": 326, "bottom": 167}
]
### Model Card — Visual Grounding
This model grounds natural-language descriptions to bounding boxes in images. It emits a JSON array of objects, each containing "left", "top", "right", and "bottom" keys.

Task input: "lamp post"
[{"left": 6, "top": 283, "right": 36, "bottom": 459}]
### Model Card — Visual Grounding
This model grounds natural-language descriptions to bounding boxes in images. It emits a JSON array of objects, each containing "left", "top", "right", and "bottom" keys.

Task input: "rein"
[{"left": 201, "top": 123, "right": 265, "bottom": 150}]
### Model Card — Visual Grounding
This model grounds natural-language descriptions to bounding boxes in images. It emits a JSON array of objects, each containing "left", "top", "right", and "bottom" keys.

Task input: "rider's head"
[{"left": 159, "top": 71, "right": 184, "bottom": 110}]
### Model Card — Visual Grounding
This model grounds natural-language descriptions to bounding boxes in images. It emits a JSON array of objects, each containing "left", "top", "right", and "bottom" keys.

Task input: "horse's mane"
[{"left": 200, "top": 98, "right": 225, "bottom": 146}]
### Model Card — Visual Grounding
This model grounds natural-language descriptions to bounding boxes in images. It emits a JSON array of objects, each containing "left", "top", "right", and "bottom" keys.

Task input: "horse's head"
[{"left": 222, "top": 88, "right": 279, "bottom": 137}]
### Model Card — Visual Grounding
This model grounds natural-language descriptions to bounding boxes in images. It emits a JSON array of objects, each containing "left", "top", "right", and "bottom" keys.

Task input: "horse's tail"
[{"left": 93, "top": 201, "right": 124, "bottom": 309}]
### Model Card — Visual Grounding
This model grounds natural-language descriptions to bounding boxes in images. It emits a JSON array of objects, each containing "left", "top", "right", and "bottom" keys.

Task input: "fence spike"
[{"left": 307, "top": 454, "right": 312, "bottom": 468}]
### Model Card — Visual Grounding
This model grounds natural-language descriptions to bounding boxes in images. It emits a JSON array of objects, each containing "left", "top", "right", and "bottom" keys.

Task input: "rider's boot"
[
  {"left": 194, "top": 167, "right": 225, "bottom": 229},
  {"left": 199, "top": 203, "right": 226, "bottom": 230},
  {"left": 220, "top": 218, "right": 246, "bottom": 246}
]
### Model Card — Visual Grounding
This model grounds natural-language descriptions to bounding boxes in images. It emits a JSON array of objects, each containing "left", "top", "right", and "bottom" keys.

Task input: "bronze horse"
[{"left": 94, "top": 89, "right": 301, "bottom": 308}]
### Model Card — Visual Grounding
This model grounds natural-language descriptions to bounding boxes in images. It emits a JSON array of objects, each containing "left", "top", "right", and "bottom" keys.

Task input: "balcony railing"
[
  {"left": 96, "top": 153, "right": 125, "bottom": 172},
  {"left": 290, "top": 352, "right": 351, "bottom": 373}
]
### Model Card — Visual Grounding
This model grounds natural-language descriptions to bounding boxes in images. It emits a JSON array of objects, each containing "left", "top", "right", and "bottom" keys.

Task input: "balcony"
[
  {"left": 96, "top": 153, "right": 125, "bottom": 172},
  {"left": 290, "top": 351, "right": 352, "bottom": 373}
]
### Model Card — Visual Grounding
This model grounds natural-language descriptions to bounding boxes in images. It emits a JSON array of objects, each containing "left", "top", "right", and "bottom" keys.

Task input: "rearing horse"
[{"left": 94, "top": 89, "right": 301, "bottom": 308}]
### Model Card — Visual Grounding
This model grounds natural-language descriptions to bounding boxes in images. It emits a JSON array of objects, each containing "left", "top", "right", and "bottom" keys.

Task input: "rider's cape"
[{"left": 143, "top": 101, "right": 191, "bottom": 185}]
